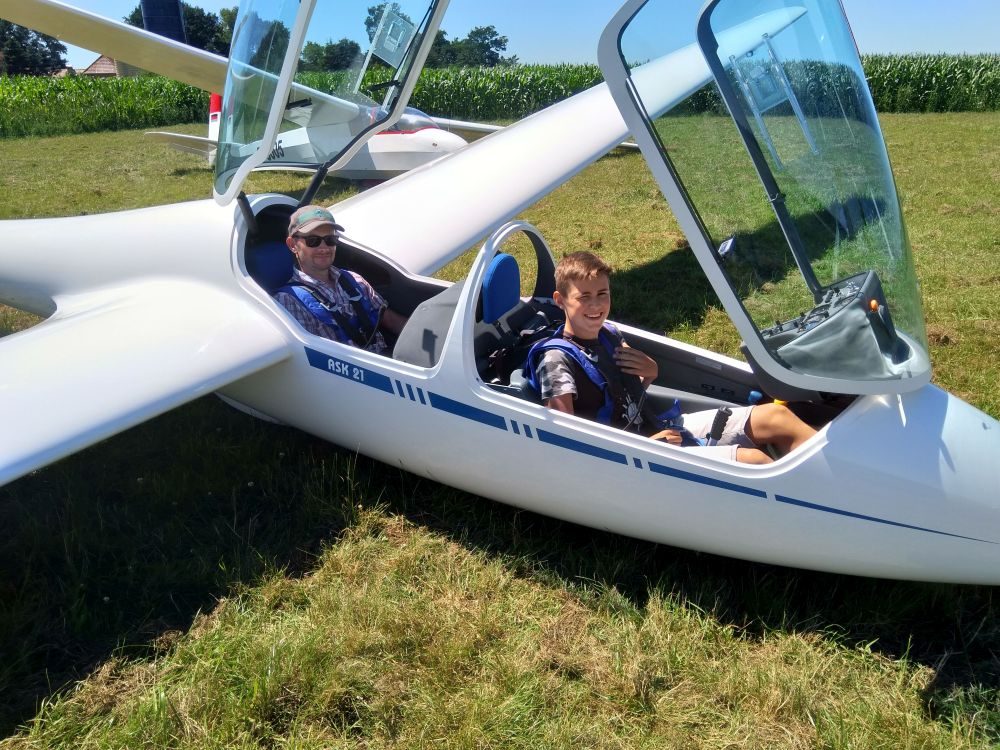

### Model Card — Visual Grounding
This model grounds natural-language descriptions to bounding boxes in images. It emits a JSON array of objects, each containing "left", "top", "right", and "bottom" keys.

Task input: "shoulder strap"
[
  {"left": 279, "top": 281, "right": 368, "bottom": 347},
  {"left": 598, "top": 323, "right": 682, "bottom": 432},
  {"left": 337, "top": 272, "right": 381, "bottom": 344},
  {"left": 525, "top": 327, "right": 615, "bottom": 423}
]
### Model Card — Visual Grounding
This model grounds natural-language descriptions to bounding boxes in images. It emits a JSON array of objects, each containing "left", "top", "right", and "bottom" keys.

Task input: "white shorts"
[{"left": 673, "top": 406, "right": 755, "bottom": 461}]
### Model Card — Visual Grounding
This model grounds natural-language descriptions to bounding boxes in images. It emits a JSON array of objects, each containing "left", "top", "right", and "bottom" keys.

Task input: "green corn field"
[
  {"left": 1, "top": 55, "right": 997, "bottom": 140},
  {"left": 0, "top": 74, "right": 206, "bottom": 138},
  {"left": 863, "top": 53, "right": 1000, "bottom": 113}
]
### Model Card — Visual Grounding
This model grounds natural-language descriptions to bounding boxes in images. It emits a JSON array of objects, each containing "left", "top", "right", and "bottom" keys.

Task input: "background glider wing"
[
  {"left": 0, "top": 0, "right": 227, "bottom": 91},
  {"left": 0, "top": 282, "right": 290, "bottom": 486},
  {"left": 145, "top": 130, "right": 217, "bottom": 158},
  {"left": 429, "top": 117, "right": 504, "bottom": 139}
]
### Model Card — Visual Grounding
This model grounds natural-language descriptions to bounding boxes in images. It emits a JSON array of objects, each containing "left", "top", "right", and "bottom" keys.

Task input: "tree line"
[
  {"left": 0, "top": 21, "right": 67, "bottom": 75},
  {"left": 301, "top": 4, "right": 516, "bottom": 71},
  {"left": 0, "top": 2, "right": 514, "bottom": 75}
]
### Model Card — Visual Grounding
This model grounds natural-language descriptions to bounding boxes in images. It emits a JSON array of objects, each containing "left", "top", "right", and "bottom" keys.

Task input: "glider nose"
[{"left": 429, "top": 128, "right": 468, "bottom": 154}]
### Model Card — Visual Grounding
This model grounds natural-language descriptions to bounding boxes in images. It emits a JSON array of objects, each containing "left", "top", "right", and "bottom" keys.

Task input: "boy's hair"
[{"left": 555, "top": 251, "right": 613, "bottom": 295}]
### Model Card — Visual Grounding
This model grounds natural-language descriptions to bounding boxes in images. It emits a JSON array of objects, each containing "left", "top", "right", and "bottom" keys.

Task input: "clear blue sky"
[{"left": 60, "top": 0, "right": 1000, "bottom": 70}]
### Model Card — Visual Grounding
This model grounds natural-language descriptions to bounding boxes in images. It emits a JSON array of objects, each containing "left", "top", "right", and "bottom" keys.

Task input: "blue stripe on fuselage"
[
  {"left": 428, "top": 392, "right": 508, "bottom": 431},
  {"left": 649, "top": 462, "right": 767, "bottom": 498},
  {"left": 537, "top": 429, "right": 627, "bottom": 465},
  {"left": 303, "top": 346, "right": 988, "bottom": 544},
  {"left": 305, "top": 347, "right": 393, "bottom": 393},
  {"left": 775, "top": 495, "right": 997, "bottom": 544}
]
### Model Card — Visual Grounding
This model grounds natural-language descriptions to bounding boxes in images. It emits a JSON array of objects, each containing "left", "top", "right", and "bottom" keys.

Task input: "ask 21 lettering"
[{"left": 327, "top": 357, "right": 366, "bottom": 383}]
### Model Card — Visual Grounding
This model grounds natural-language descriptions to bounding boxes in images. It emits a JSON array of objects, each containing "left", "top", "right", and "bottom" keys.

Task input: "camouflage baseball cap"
[{"left": 288, "top": 205, "right": 345, "bottom": 236}]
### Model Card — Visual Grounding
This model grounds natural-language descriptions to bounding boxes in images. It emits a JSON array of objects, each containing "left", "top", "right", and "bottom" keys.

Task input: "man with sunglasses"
[{"left": 274, "top": 205, "right": 408, "bottom": 354}]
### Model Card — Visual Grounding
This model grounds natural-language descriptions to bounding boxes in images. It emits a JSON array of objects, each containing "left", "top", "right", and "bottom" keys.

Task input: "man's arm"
[{"left": 380, "top": 307, "right": 408, "bottom": 337}]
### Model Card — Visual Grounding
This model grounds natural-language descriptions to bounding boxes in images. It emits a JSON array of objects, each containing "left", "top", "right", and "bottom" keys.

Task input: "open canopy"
[
  {"left": 599, "top": 0, "right": 930, "bottom": 398},
  {"left": 214, "top": 0, "right": 448, "bottom": 203}
]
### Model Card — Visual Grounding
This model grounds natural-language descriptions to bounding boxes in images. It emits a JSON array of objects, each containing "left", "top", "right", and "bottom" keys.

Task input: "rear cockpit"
[{"left": 243, "top": 200, "right": 450, "bottom": 328}]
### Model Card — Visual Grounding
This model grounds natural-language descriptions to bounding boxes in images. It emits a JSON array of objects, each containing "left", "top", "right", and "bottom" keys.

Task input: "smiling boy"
[{"left": 528, "top": 251, "right": 816, "bottom": 464}]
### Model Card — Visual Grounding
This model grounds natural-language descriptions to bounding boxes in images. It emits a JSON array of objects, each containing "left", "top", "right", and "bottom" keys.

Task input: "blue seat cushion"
[{"left": 247, "top": 241, "right": 294, "bottom": 292}]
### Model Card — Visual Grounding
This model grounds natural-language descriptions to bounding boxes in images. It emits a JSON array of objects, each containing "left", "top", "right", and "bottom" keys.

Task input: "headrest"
[
  {"left": 247, "top": 241, "right": 294, "bottom": 292},
  {"left": 481, "top": 253, "right": 520, "bottom": 324}
]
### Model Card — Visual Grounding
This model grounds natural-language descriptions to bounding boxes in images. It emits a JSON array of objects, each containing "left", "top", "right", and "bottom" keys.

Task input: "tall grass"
[
  {"left": 396, "top": 63, "right": 605, "bottom": 120},
  {"left": 2, "top": 54, "right": 997, "bottom": 139},
  {"left": 296, "top": 63, "right": 606, "bottom": 119}
]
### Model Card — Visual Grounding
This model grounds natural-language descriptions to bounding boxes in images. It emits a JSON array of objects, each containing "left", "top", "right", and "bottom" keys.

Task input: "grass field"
[{"left": 0, "top": 112, "right": 998, "bottom": 747}]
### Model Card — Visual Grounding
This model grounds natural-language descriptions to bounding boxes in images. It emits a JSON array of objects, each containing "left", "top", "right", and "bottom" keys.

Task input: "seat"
[
  {"left": 480, "top": 253, "right": 521, "bottom": 326},
  {"left": 503, "top": 366, "right": 541, "bottom": 402},
  {"left": 247, "top": 241, "right": 294, "bottom": 292},
  {"left": 474, "top": 253, "right": 535, "bottom": 379}
]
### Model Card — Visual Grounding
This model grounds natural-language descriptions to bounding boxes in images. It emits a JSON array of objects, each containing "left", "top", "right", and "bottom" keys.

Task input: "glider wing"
[{"left": 0, "top": 281, "right": 290, "bottom": 486}]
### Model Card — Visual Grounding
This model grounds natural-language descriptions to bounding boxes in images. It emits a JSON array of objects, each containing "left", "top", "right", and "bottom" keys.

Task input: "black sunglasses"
[{"left": 294, "top": 233, "right": 338, "bottom": 248}]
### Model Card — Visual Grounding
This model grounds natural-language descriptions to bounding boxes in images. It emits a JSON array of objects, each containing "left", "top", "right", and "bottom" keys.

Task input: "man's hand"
[{"left": 614, "top": 342, "right": 658, "bottom": 386}]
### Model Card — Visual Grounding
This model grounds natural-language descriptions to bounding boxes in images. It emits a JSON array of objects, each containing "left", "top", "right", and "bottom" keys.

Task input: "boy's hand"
[
  {"left": 650, "top": 428, "right": 683, "bottom": 445},
  {"left": 614, "top": 342, "right": 658, "bottom": 385}
]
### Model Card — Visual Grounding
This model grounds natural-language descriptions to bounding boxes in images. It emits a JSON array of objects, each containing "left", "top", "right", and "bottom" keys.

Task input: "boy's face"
[{"left": 555, "top": 273, "right": 611, "bottom": 340}]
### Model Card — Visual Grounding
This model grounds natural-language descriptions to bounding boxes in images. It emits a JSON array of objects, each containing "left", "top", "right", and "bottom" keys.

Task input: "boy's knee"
[
  {"left": 752, "top": 403, "right": 802, "bottom": 432},
  {"left": 736, "top": 446, "right": 773, "bottom": 464}
]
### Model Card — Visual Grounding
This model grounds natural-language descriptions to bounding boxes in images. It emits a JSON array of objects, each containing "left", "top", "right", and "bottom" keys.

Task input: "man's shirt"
[{"left": 274, "top": 266, "right": 389, "bottom": 354}]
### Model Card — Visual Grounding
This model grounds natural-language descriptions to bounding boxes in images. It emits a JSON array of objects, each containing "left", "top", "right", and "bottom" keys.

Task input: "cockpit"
[
  {"left": 599, "top": 0, "right": 931, "bottom": 400},
  {"left": 235, "top": 0, "right": 925, "bottom": 461},
  {"left": 213, "top": 0, "right": 448, "bottom": 204},
  {"left": 243, "top": 206, "right": 836, "bottom": 453}
]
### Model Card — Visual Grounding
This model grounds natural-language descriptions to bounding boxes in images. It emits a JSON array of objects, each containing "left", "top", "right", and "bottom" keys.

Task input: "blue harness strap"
[
  {"left": 279, "top": 271, "right": 380, "bottom": 347},
  {"left": 526, "top": 323, "right": 697, "bottom": 441},
  {"left": 524, "top": 323, "right": 634, "bottom": 426},
  {"left": 525, "top": 328, "right": 616, "bottom": 423},
  {"left": 336, "top": 271, "right": 381, "bottom": 337}
]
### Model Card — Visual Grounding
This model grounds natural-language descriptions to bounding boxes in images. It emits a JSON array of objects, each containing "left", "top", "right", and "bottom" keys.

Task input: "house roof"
[{"left": 81, "top": 55, "right": 119, "bottom": 76}]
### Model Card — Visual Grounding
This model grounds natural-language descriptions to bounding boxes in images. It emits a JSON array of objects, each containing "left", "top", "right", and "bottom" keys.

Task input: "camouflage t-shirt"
[{"left": 533, "top": 335, "right": 646, "bottom": 430}]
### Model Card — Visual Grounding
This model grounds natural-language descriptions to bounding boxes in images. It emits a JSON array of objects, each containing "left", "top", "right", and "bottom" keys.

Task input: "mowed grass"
[{"left": 0, "top": 113, "right": 998, "bottom": 747}]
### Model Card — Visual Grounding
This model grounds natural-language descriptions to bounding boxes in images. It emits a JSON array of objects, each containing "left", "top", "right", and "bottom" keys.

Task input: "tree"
[
  {"left": 300, "top": 41, "right": 326, "bottom": 72},
  {"left": 422, "top": 25, "right": 517, "bottom": 68},
  {"left": 364, "top": 3, "right": 406, "bottom": 43},
  {"left": 180, "top": 4, "right": 228, "bottom": 55},
  {"left": 326, "top": 38, "right": 362, "bottom": 70},
  {"left": 451, "top": 25, "right": 516, "bottom": 67},
  {"left": 247, "top": 19, "right": 290, "bottom": 70},
  {"left": 0, "top": 21, "right": 67, "bottom": 75},
  {"left": 424, "top": 29, "right": 456, "bottom": 68},
  {"left": 218, "top": 7, "right": 238, "bottom": 49},
  {"left": 300, "top": 38, "right": 361, "bottom": 71},
  {"left": 124, "top": 2, "right": 231, "bottom": 56}
]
